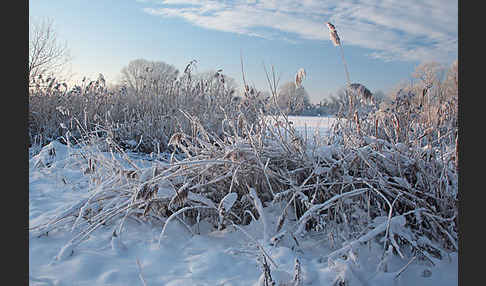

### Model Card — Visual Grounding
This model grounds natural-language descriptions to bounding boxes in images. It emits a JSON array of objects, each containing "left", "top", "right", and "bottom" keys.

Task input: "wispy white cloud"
[{"left": 140, "top": 0, "right": 458, "bottom": 63}]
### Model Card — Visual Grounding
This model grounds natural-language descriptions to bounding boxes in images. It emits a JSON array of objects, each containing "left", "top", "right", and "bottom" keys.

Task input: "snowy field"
[
  {"left": 29, "top": 116, "right": 458, "bottom": 286},
  {"left": 265, "top": 115, "right": 338, "bottom": 139}
]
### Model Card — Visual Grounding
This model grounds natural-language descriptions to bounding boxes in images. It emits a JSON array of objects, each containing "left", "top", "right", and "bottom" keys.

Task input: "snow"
[
  {"left": 29, "top": 116, "right": 458, "bottom": 286},
  {"left": 265, "top": 115, "right": 338, "bottom": 140}
]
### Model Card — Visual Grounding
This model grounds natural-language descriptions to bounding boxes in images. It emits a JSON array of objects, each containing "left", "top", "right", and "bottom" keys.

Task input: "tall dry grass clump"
[
  {"left": 332, "top": 60, "right": 458, "bottom": 153},
  {"left": 30, "top": 72, "right": 458, "bottom": 274},
  {"left": 28, "top": 66, "right": 263, "bottom": 154}
]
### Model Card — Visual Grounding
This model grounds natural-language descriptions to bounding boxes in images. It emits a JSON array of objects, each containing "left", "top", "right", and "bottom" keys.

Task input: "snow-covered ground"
[
  {"left": 265, "top": 115, "right": 338, "bottom": 139},
  {"left": 29, "top": 116, "right": 458, "bottom": 286}
]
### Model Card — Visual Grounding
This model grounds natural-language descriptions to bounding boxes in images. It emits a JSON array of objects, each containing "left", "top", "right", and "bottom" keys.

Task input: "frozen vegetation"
[
  {"left": 29, "top": 54, "right": 458, "bottom": 285},
  {"left": 29, "top": 109, "right": 458, "bottom": 285}
]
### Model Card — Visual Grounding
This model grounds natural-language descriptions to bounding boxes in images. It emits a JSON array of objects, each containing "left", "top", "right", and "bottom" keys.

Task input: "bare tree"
[
  {"left": 120, "top": 59, "right": 179, "bottom": 95},
  {"left": 412, "top": 61, "right": 447, "bottom": 103},
  {"left": 29, "top": 17, "right": 71, "bottom": 82},
  {"left": 277, "top": 81, "right": 310, "bottom": 114},
  {"left": 412, "top": 62, "right": 444, "bottom": 88}
]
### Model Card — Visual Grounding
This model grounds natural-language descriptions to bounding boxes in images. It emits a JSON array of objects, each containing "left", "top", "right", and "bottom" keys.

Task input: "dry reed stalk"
[
  {"left": 392, "top": 114, "right": 400, "bottom": 142},
  {"left": 326, "top": 22, "right": 351, "bottom": 86},
  {"left": 375, "top": 118, "right": 379, "bottom": 138},
  {"left": 261, "top": 255, "right": 275, "bottom": 286},
  {"left": 354, "top": 111, "right": 361, "bottom": 135},
  {"left": 136, "top": 258, "right": 148, "bottom": 286},
  {"left": 394, "top": 256, "right": 417, "bottom": 280},
  {"left": 293, "top": 258, "right": 302, "bottom": 286},
  {"left": 455, "top": 134, "right": 458, "bottom": 172}
]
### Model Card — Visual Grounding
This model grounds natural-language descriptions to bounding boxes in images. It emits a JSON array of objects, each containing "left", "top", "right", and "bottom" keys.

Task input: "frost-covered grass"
[
  {"left": 29, "top": 105, "right": 458, "bottom": 285},
  {"left": 28, "top": 74, "right": 263, "bottom": 154}
]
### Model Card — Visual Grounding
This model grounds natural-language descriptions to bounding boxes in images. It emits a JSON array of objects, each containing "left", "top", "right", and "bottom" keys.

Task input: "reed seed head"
[
  {"left": 326, "top": 22, "right": 336, "bottom": 31},
  {"left": 295, "top": 68, "right": 306, "bottom": 88},
  {"left": 326, "top": 22, "right": 341, "bottom": 46}
]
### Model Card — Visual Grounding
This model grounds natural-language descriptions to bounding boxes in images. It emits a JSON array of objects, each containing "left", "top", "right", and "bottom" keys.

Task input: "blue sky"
[{"left": 29, "top": 0, "right": 458, "bottom": 103}]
